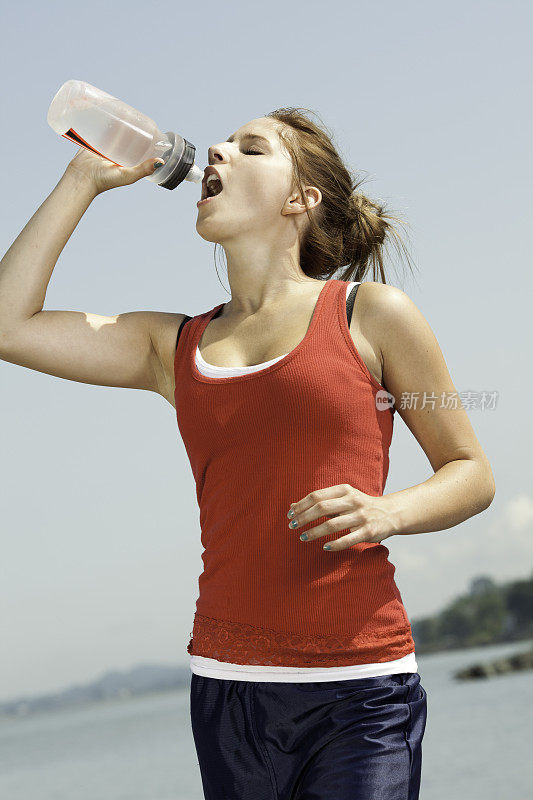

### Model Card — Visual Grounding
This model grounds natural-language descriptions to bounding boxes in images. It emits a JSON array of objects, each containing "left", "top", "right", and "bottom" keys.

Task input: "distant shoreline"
[
  {"left": 2, "top": 637, "right": 533, "bottom": 719},
  {"left": 3, "top": 570, "right": 532, "bottom": 717}
]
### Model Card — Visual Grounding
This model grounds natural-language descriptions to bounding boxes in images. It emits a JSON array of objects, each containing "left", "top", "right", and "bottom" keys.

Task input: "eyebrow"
[{"left": 226, "top": 133, "right": 271, "bottom": 146}]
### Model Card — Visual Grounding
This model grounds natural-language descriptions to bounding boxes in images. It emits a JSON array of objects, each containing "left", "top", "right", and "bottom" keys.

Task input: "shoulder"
[
  {"left": 146, "top": 311, "right": 189, "bottom": 352},
  {"left": 354, "top": 281, "right": 414, "bottom": 317},
  {"left": 353, "top": 282, "right": 428, "bottom": 354},
  {"left": 357, "top": 283, "right": 453, "bottom": 413}
]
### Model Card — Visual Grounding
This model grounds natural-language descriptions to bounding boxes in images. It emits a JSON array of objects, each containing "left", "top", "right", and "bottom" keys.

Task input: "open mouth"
[{"left": 201, "top": 173, "right": 224, "bottom": 201}]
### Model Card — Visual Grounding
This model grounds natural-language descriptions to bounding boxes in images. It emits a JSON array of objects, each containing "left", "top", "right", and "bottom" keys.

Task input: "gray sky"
[{"left": 1, "top": 0, "right": 531, "bottom": 702}]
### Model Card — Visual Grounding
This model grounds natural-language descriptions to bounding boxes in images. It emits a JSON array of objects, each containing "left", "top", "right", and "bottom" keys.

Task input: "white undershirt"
[{"left": 190, "top": 281, "right": 417, "bottom": 681}]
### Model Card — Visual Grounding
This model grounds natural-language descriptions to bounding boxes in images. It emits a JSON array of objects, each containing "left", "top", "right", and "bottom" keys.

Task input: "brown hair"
[{"left": 214, "top": 107, "right": 416, "bottom": 286}]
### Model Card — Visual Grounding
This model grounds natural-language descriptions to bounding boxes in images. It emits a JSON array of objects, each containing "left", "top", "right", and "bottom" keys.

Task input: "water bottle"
[{"left": 47, "top": 79, "right": 204, "bottom": 190}]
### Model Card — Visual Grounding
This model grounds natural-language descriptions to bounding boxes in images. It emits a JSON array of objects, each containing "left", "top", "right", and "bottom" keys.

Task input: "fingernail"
[{"left": 153, "top": 161, "right": 163, "bottom": 169}]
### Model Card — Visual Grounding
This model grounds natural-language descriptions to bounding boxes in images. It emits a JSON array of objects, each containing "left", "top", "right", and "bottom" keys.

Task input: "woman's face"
[{"left": 195, "top": 117, "right": 298, "bottom": 243}]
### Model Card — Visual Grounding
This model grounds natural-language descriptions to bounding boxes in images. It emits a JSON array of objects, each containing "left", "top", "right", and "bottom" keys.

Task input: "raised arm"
[{"left": 0, "top": 150, "right": 179, "bottom": 395}]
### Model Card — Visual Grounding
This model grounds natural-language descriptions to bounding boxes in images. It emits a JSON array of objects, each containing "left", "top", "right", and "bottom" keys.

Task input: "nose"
[{"left": 208, "top": 143, "right": 229, "bottom": 166}]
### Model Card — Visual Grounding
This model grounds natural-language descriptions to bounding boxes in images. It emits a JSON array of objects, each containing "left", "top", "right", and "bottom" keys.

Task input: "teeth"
[{"left": 205, "top": 173, "right": 223, "bottom": 197}]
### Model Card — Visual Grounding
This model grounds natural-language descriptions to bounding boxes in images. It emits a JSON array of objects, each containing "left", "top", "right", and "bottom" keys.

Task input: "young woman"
[{"left": 0, "top": 108, "right": 495, "bottom": 800}]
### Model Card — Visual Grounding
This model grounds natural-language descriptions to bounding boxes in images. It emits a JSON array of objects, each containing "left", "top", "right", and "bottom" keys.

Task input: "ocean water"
[{"left": 1, "top": 639, "right": 532, "bottom": 800}]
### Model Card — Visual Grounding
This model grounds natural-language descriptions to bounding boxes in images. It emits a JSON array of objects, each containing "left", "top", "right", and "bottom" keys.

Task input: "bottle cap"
[{"left": 156, "top": 133, "right": 199, "bottom": 191}]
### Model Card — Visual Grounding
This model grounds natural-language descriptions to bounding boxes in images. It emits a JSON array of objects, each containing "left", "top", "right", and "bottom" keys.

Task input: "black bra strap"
[
  {"left": 175, "top": 315, "right": 192, "bottom": 351},
  {"left": 175, "top": 283, "right": 362, "bottom": 351},
  {"left": 346, "top": 282, "right": 360, "bottom": 328}
]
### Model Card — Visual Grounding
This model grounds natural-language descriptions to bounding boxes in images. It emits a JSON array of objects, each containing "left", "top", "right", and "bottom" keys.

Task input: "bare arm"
[
  {"left": 363, "top": 283, "right": 496, "bottom": 534},
  {"left": 0, "top": 166, "right": 177, "bottom": 393}
]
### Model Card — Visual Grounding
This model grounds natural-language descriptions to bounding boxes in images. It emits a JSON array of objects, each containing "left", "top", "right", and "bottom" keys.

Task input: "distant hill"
[
  {"left": 0, "top": 663, "right": 191, "bottom": 719},
  {"left": 411, "top": 569, "right": 533, "bottom": 653}
]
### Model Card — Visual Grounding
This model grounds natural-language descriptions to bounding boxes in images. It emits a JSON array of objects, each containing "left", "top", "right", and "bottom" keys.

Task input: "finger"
[
  {"left": 288, "top": 497, "right": 354, "bottom": 532},
  {"left": 288, "top": 484, "right": 351, "bottom": 518},
  {"left": 287, "top": 484, "right": 355, "bottom": 526},
  {"left": 325, "top": 524, "right": 393, "bottom": 551},
  {"left": 299, "top": 512, "right": 361, "bottom": 543},
  {"left": 324, "top": 529, "right": 367, "bottom": 552},
  {"left": 119, "top": 158, "right": 164, "bottom": 187}
]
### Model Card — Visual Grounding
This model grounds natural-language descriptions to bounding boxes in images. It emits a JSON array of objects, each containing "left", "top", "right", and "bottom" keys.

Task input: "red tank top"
[{"left": 174, "top": 278, "right": 415, "bottom": 666}]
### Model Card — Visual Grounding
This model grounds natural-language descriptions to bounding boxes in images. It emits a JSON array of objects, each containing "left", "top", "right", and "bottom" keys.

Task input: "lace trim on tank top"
[{"left": 187, "top": 613, "right": 415, "bottom": 667}]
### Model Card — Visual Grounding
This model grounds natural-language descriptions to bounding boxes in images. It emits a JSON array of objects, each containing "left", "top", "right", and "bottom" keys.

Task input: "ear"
[{"left": 282, "top": 185, "right": 322, "bottom": 216}]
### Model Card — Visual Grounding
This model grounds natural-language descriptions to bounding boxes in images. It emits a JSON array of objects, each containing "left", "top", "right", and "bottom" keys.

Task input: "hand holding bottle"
[
  {"left": 48, "top": 80, "right": 204, "bottom": 192},
  {"left": 65, "top": 147, "right": 164, "bottom": 195}
]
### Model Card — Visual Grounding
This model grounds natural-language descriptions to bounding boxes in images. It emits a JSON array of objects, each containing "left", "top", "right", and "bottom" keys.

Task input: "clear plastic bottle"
[{"left": 47, "top": 79, "right": 204, "bottom": 190}]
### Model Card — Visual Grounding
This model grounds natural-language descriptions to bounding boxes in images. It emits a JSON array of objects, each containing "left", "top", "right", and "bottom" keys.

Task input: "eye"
[{"left": 244, "top": 148, "right": 263, "bottom": 155}]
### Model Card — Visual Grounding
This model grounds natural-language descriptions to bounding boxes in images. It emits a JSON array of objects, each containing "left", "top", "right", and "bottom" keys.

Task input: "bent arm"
[
  {"left": 0, "top": 169, "right": 166, "bottom": 393},
  {"left": 362, "top": 283, "right": 496, "bottom": 536},
  {"left": 1, "top": 308, "right": 162, "bottom": 391}
]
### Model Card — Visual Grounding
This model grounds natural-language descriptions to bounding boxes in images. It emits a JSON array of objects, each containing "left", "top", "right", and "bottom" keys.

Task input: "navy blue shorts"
[{"left": 190, "top": 671, "right": 427, "bottom": 800}]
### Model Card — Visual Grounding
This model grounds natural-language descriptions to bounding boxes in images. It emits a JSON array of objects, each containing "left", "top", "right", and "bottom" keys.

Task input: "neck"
[{"left": 219, "top": 242, "right": 322, "bottom": 319}]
